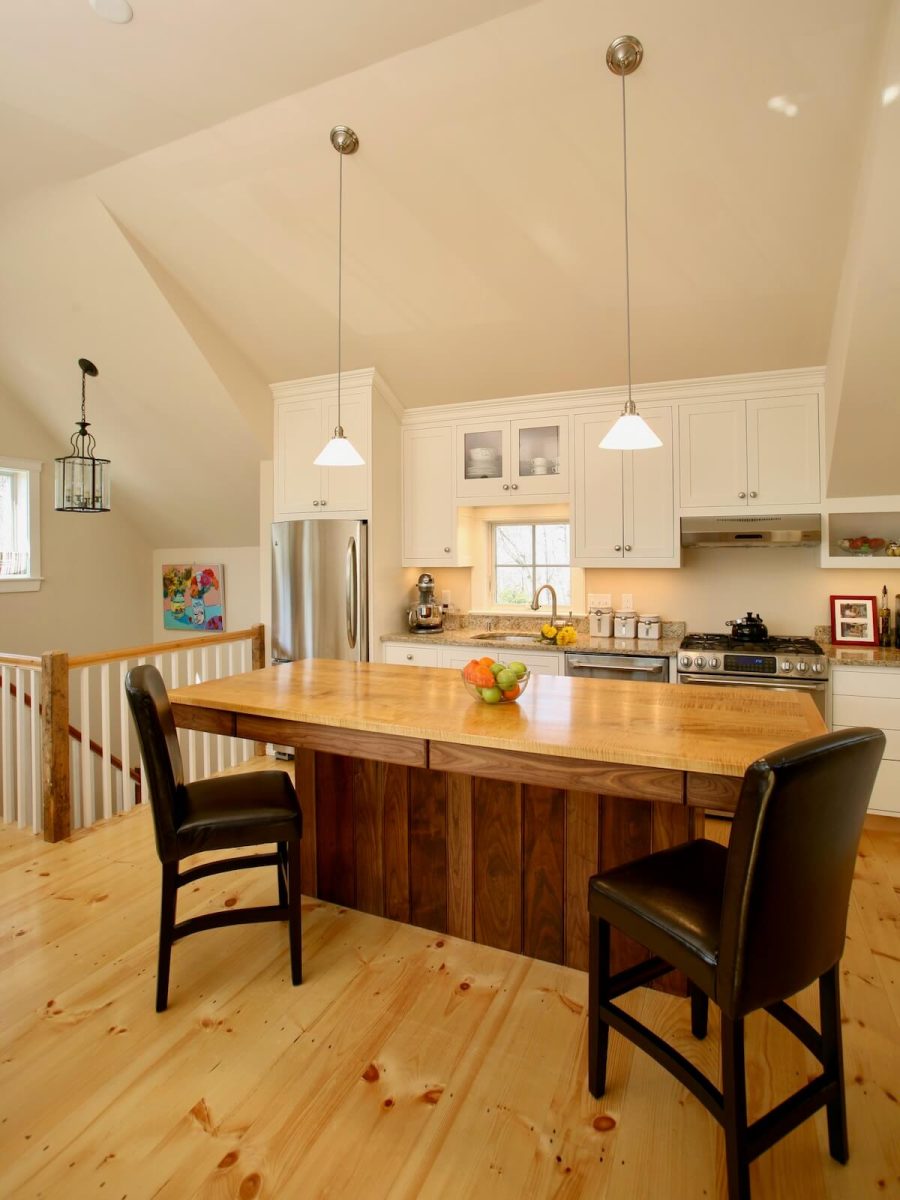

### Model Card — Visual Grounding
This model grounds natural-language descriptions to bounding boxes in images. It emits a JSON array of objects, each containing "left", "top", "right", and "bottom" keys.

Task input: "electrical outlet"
[
  {"left": 598, "top": 593, "right": 612, "bottom": 609},
  {"left": 587, "top": 593, "right": 601, "bottom": 610},
  {"left": 621, "top": 593, "right": 634, "bottom": 611}
]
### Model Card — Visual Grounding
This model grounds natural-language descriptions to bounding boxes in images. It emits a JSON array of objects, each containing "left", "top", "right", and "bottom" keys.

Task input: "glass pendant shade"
[
  {"left": 314, "top": 429, "right": 365, "bottom": 467},
  {"left": 54, "top": 359, "right": 111, "bottom": 512},
  {"left": 600, "top": 409, "right": 662, "bottom": 451}
]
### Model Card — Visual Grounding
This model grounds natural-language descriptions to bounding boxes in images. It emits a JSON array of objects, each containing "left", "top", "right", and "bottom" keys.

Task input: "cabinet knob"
[
  {"left": 738, "top": 491, "right": 746, "bottom": 499},
  {"left": 313, "top": 500, "right": 320, "bottom": 506},
  {"left": 406, "top": 653, "right": 413, "bottom": 661},
  {"left": 321, "top": 500, "right": 328, "bottom": 507},
  {"left": 614, "top": 544, "right": 622, "bottom": 552},
  {"left": 511, "top": 483, "right": 518, "bottom": 490},
  {"left": 749, "top": 490, "right": 757, "bottom": 498},
  {"left": 444, "top": 546, "right": 451, "bottom": 553},
  {"left": 624, "top": 545, "right": 632, "bottom": 552},
  {"left": 502, "top": 483, "right": 510, "bottom": 491}
]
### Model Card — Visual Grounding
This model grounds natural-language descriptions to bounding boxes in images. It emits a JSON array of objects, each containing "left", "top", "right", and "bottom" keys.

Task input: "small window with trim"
[
  {"left": 492, "top": 521, "right": 570, "bottom": 607},
  {"left": 0, "top": 457, "right": 42, "bottom": 591}
]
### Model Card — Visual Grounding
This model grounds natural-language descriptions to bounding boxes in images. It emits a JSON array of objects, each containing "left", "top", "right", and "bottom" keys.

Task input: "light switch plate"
[
  {"left": 621, "top": 593, "right": 634, "bottom": 611},
  {"left": 597, "top": 593, "right": 611, "bottom": 608}
]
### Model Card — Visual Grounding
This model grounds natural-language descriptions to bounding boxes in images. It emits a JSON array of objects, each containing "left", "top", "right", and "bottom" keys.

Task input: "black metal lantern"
[{"left": 54, "top": 358, "right": 111, "bottom": 512}]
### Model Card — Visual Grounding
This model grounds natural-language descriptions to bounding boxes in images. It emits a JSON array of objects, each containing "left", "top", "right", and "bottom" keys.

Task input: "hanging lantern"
[{"left": 54, "top": 358, "right": 111, "bottom": 512}]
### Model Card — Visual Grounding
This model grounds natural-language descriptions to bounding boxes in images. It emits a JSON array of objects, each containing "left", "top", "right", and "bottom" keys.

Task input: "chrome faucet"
[{"left": 531, "top": 583, "right": 558, "bottom": 625}]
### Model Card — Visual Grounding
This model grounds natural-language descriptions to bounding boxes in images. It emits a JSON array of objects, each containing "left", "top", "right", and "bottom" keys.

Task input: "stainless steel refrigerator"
[{"left": 271, "top": 520, "right": 368, "bottom": 665}]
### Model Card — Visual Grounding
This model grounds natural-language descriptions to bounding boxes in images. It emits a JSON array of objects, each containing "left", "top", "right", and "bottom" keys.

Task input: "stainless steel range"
[{"left": 677, "top": 633, "right": 829, "bottom": 719}]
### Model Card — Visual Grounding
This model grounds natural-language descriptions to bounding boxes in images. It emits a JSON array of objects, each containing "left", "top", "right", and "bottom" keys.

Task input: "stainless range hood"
[{"left": 681, "top": 514, "right": 821, "bottom": 549}]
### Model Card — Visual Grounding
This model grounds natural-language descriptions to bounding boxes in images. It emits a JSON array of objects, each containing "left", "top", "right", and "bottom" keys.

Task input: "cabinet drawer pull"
[
  {"left": 614, "top": 544, "right": 622, "bottom": 552},
  {"left": 511, "top": 483, "right": 518, "bottom": 490},
  {"left": 502, "top": 483, "right": 510, "bottom": 490},
  {"left": 738, "top": 491, "right": 746, "bottom": 499},
  {"left": 321, "top": 500, "right": 328, "bottom": 506},
  {"left": 406, "top": 653, "right": 413, "bottom": 661},
  {"left": 749, "top": 490, "right": 758, "bottom": 498},
  {"left": 313, "top": 500, "right": 320, "bottom": 506},
  {"left": 444, "top": 546, "right": 451, "bottom": 553},
  {"left": 624, "top": 544, "right": 632, "bottom": 551}
]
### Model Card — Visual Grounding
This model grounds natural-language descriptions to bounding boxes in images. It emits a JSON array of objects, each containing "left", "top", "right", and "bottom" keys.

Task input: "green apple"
[
  {"left": 496, "top": 668, "right": 517, "bottom": 690},
  {"left": 489, "top": 662, "right": 505, "bottom": 678},
  {"left": 480, "top": 686, "right": 502, "bottom": 704},
  {"left": 508, "top": 661, "right": 527, "bottom": 679}
]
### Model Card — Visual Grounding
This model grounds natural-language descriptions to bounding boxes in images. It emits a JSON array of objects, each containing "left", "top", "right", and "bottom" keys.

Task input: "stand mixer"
[{"left": 408, "top": 573, "right": 444, "bottom": 634}]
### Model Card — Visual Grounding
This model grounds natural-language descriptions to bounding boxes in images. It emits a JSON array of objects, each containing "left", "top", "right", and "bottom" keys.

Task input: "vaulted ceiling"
[{"left": 0, "top": 0, "right": 896, "bottom": 545}]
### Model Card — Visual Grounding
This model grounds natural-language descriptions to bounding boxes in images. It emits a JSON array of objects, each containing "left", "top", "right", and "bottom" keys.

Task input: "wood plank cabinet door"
[
  {"left": 402, "top": 425, "right": 457, "bottom": 565},
  {"left": 572, "top": 410, "right": 625, "bottom": 564},
  {"left": 624, "top": 407, "right": 676, "bottom": 562},
  {"left": 747, "top": 393, "right": 820, "bottom": 505},
  {"left": 678, "top": 400, "right": 747, "bottom": 508},
  {"left": 275, "top": 397, "right": 326, "bottom": 517}
]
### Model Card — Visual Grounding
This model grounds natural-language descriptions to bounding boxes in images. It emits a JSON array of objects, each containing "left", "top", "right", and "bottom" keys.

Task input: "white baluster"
[
  {"left": 70, "top": 735, "right": 82, "bottom": 830},
  {"left": 100, "top": 663, "right": 112, "bottom": 821},
  {"left": 31, "top": 668, "right": 42, "bottom": 833},
  {"left": 1, "top": 666, "right": 12, "bottom": 824},
  {"left": 80, "top": 667, "right": 94, "bottom": 827},
  {"left": 201, "top": 647, "right": 212, "bottom": 778}
]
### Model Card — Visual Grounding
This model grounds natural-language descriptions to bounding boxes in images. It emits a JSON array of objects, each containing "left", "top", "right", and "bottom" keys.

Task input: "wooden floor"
[{"left": 1, "top": 776, "right": 899, "bottom": 1198}]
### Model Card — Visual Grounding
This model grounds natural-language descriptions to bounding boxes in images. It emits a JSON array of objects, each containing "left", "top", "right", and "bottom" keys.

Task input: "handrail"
[
  {"left": 0, "top": 652, "right": 42, "bottom": 668},
  {"left": 69, "top": 626, "right": 259, "bottom": 668}
]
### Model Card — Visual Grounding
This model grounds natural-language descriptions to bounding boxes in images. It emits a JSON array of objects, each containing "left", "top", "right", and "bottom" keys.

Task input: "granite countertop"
[
  {"left": 382, "top": 628, "right": 684, "bottom": 657},
  {"left": 821, "top": 644, "right": 900, "bottom": 669}
]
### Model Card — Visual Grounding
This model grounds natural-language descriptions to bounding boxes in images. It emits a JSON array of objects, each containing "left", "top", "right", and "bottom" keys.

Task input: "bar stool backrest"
[{"left": 125, "top": 664, "right": 187, "bottom": 864}]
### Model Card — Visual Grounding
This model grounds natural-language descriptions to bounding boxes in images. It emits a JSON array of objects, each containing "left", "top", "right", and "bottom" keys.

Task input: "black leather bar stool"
[
  {"left": 587, "top": 727, "right": 885, "bottom": 1200},
  {"left": 125, "top": 664, "right": 303, "bottom": 1011}
]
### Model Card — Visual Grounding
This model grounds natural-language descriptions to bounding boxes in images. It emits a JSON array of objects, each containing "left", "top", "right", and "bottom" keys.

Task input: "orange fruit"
[
  {"left": 463, "top": 659, "right": 481, "bottom": 682},
  {"left": 502, "top": 684, "right": 521, "bottom": 700},
  {"left": 478, "top": 656, "right": 495, "bottom": 668},
  {"left": 472, "top": 666, "right": 496, "bottom": 688}
]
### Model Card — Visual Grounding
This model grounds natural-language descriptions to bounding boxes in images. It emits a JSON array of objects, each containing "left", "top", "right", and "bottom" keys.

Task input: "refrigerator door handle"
[{"left": 346, "top": 537, "right": 358, "bottom": 650}]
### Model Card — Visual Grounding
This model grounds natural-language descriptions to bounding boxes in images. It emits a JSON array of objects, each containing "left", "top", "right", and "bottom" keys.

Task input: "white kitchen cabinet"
[
  {"left": 383, "top": 642, "right": 442, "bottom": 667},
  {"left": 455, "top": 417, "right": 569, "bottom": 501},
  {"left": 831, "top": 667, "right": 900, "bottom": 816},
  {"left": 439, "top": 646, "right": 561, "bottom": 675},
  {"left": 679, "top": 393, "right": 820, "bottom": 509},
  {"left": 401, "top": 425, "right": 472, "bottom": 567},
  {"left": 274, "top": 380, "right": 370, "bottom": 518},
  {"left": 572, "top": 407, "right": 678, "bottom": 567}
]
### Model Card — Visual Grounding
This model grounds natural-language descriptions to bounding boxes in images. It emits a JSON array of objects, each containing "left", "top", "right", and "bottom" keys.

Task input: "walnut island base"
[{"left": 169, "top": 660, "right": 826, "bottom": 979}]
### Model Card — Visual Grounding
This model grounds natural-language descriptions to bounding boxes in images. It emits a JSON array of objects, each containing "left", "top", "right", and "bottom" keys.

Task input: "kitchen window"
[
  {"left": 0, "top": 457, "right": 42, "bottom": 592},
  {"left": 491, "top": 521, "right": 571, "bottom": 607}
]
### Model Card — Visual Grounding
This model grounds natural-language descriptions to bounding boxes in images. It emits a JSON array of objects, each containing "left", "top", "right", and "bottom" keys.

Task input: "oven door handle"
[
  {"left": 568, "top": 660, "right": 666, "bottom": 674},
  {"left": 679, "top": 674, "right": 826, "bottom": 691}
]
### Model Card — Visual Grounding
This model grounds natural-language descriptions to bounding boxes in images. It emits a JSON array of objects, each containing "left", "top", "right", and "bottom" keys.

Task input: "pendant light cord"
[
  {"left": 336, "top": 146, "right": 344, "bottom": 432},
  {"left": 620, "top": 68, "right": 634, "bottom": 414},
  {"left": 81, "top": 367, "right": 88, "bottom": 425}
]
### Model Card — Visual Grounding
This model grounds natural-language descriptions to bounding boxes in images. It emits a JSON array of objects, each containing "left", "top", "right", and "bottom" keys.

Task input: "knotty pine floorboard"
[{"left": 1, "top": 787, "right": 898, "bottom": 1198}]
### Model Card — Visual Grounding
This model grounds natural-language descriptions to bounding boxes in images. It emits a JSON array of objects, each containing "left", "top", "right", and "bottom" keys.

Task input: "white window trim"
[
  {"left": 486, "top": 519, "right": 584, "bottom": 614},
  {"left": 0, "top": 456, "right": 42, "bottom": 593}
]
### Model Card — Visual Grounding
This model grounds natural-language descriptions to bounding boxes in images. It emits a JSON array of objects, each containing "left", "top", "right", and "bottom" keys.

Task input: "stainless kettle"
[{"left": 726, "top": 611, "right": 768, "bottom": 641}]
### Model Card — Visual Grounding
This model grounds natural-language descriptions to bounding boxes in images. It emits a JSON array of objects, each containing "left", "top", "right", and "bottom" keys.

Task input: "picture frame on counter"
[{"left": 829, "top": 594, "right": 879, "bottom": 647}]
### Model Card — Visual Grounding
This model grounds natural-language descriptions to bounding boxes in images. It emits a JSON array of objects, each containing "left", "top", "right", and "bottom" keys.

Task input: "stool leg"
[
  {"left": 276, "top": 841, "right": 288, "bottom": 907},
  {"left": 721, "top": 1014, "right": 751, "bottom": 1200},
  {"left": 690, "top": 983, "right": 709, "bottom": 1039},
  {"left": 820, "top": 963, "right": 849, "bottom": 1163},
  {"left": 156, "top": 862, "right": 178, "bottom": 1013},
  {"left": 287, "top": 839, "right": 303, "bottom": 986},
  {"left": 588, "top": 916, "right": 611, "bottom": 1098}
]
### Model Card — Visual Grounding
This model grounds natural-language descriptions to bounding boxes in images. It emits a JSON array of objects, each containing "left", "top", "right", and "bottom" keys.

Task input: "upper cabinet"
[
  {"left": 679, "top": 393, "right": 820, "bottom": 509},
  {"left": 456, "top": 417, "right": 569, "bottom": 501},
  {"left": 573, "top": 407, "right": 678, "bottom": 567},
  {"left": 402, "top": 425, "right": 472, "bottom": 567}
]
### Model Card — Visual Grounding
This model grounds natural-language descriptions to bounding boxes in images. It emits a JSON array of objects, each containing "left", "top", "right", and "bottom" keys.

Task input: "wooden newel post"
[
  {"left": 41, "top": 650, "right": 71, "bottom": 842},
  {"left": 250, "top": 624, "right": 267, "bottom": 756}
]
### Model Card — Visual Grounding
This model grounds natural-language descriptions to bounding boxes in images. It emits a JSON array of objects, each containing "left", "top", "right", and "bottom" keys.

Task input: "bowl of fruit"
[
  {"left": 462, "top": 656, "right": 530, "bottom": 704},
  {"left": 838, "top": 536, "right": 886, "bottom": 556}
]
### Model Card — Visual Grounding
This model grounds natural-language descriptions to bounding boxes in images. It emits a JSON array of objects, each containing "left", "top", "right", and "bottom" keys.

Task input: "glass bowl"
[{"left": 461, "top": 665, "right": 530, "bottom": 705}]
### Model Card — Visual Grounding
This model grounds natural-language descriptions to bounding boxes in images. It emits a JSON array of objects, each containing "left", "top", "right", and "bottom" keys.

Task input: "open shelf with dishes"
[{"left": 821, "top": 500, "right": 900, "bottom": 567}]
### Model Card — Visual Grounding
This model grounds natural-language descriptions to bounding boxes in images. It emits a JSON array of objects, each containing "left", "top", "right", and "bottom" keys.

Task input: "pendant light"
[
  {"left": 54, "top": 358, "right": 111, "bottom": 512},
  {"left": 314, "top": 125, "right": 365, "bottom": 468},
  {"left": 600, "top": 37, "right": 662, "bottom": 452}
]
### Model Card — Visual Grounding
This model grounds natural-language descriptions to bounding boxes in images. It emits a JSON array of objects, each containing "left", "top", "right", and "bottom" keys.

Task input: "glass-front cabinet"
[{"left": 456, "top": 417, "right": 568, "bottom": 499}]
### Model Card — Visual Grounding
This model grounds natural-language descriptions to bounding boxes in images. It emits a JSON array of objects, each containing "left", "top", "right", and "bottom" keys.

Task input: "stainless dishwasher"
[{"left": 565, "top": 653, "right": 670, "bottom": 682}]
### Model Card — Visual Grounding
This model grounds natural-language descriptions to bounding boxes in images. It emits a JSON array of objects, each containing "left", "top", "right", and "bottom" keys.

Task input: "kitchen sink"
[{"left": 470, "top": 632, "right": 540, "bottom": 645}]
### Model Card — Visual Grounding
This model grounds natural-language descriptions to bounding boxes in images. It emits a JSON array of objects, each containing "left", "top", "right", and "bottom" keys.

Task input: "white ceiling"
[{"left": 0, "top": 0, "right": 896, "bottom": 544}]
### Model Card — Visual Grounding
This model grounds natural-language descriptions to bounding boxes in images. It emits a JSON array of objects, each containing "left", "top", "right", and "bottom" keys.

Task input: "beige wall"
[{"left": 0, "top": 387, "right": 152, "bottom": 657}]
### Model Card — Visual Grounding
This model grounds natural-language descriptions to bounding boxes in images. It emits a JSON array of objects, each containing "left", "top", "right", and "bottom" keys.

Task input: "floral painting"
[{"left": 162, "top": 563, "right": 224, "bottom": 632}]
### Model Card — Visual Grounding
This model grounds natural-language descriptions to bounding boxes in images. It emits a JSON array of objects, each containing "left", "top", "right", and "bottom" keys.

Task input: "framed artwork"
[
  {"left": 162, "top": 563, "right": 224, "bottom": 632},
  {"left": 829, "top": 594, "right": 878, "bottom": 647}
]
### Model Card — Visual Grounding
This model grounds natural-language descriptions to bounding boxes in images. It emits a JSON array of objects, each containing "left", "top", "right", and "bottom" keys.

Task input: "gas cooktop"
[{"left": 678, "top": 634, "right": 828, "bottom": 679}]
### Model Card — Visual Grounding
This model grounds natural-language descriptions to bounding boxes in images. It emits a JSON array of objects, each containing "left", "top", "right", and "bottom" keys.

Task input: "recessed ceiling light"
[{"left": 89, "top": 0, "right": 134, "bottom": 24}]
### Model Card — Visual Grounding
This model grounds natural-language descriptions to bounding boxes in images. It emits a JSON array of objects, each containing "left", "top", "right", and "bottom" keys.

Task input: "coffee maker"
[{"left": 408, "top": 573, "right": 443, "bottom": 634}]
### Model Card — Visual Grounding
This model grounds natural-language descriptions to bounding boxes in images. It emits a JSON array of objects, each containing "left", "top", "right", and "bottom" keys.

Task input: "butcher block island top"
[{"left": 169, "top": 657, "right": 825, "bottom": 779}]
